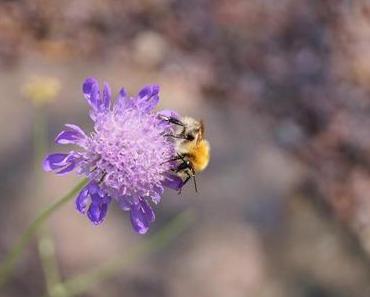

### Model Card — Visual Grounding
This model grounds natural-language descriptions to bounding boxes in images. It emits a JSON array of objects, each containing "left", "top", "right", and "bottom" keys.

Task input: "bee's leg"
[
  {"left": 163, "top": 133, "right": 187, "bottom": 140},
  {"left": 98, "top": 171, "right": 107, "bottom": 184},
  {"left": 183, "top": 174, "right": 192, "bottom": 187},
  {"left": 192, "top": 175, "right": 198, "bottom": 193},
  {"left": 176, "top": 160, "right": 190, "bottom": 173},
  {"left": 161, "top": 153, "right": 187, "bottom": 166},
  {"left": 168, "top": 117, "right": 185, "bottom": 127},
  {"left": 178, "top": 171, "right": 192, "bottom": 195},
  {"left": 187, "top": 166, "right": 198, "bottom": 193},
  {"left": 177, "top": 166, "right": 198, "bottom": 194},
  {"left": 159, "top": 115, "right": 185, "bottom": 127},
  {"left": 177, "top": 153, "right": 192, "bottom": 165},
  {"left": 174, "top": 154, "right": 198, "bottom": 194},
  {"left": 160, "top": 155, "right": 182, "bottom": 165}
]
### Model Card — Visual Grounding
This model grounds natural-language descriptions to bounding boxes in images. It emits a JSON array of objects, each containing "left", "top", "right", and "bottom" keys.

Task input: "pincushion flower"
[{"left": 43, "top": 78, "right": 183, "bottom": 234}]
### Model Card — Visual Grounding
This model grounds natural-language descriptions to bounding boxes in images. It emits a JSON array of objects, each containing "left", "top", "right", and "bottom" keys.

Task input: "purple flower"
[{"left": 43, "top": 77, "right": 183, "bottom": 234}]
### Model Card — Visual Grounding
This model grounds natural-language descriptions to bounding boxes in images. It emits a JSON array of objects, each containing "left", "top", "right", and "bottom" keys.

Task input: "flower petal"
[
  {"left": 115, "top": 88, "right": 134, "bottom": 111},
  {"left": 130, "top": 199, "right": 155, "bottom": 234},
  {"left": 43, "top": 153, "right": 70, "bottom": 171},
  {"left": 118, "top": 195, "right": 134, "bottom": 211},
  {"left": 150, "top": 185, "right": 164, "bottom": 204},
  {"left": 87, "top": 202, "right": 109, "bottom": 225},
  {"left": 82, "top": 77, "right": 100, "bottom": 110},
  {"left": 55, "top": 124, "right": 87, "bottom": 145},
  {"left": 140, "top": 199, "right": 155, "bottom": 224},
  {"left": 55, "top": 130, "right": 76, "bottom": 144},
  {"left": 87, "top": 181, "right": 101, "bottom": 195},
  {"left": 43, "top": 152, "right": 80, "bottom": 175},
  {"left": 75, "top": 185, "right": 90, "bottom": 214},
  {"left": 119, "top": 87, "right": 127, "bottom": 97},
  {"left": 162, "top": 173, "right": 184, "bottom": 191},
  {"left": 55, "top": 162, "right": 77, "bottom": 175},
  {"left": 130, "top": 208, "right": 149, "bottom": 234},
  {"left": 65, "top": 124, "right": 87, "bottom": 136},
  {"left": 102, "top": 82, "right": 111, "bottom": 110},
  {"left": 136, "top": 84, "right": 160, "bottom": 112},
  {"left": 157, "top": 109, "right": 180, "bottom": 120}
]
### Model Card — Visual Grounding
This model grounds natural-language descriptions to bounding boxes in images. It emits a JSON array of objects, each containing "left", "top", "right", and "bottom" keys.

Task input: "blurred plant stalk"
[
  {"left": 42, "top": 210, "right": 195, "bottom": 297},
  {"left": 0, "top": 76, "right": 86, "bottom": 293},
  {"left": 32, "top": 100, "right": 64, "bottom": 297},
  {"left": 0, "top": 169, "right": 87, "bottom": 288}
]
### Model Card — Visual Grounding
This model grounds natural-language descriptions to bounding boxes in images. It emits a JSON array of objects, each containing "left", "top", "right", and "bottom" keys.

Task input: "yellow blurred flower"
[{"left": 23, "top": 76, "right": 61, "bottom": 106}]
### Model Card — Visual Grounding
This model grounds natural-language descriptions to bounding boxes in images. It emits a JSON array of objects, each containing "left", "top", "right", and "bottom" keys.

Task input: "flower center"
[{"left": 87, "top": 110, "right": 174, "bottom": 199}]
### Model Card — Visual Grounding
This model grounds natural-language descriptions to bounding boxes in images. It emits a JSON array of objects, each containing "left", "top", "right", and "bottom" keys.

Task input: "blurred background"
[{"left": 2, "top": 0, "right": 370, "bottom": 296}]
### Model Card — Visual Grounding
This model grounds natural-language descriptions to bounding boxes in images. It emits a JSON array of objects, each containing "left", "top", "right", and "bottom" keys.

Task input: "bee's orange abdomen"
[{"left": 191, "top": 140, "right": 210, "bottom": 173}]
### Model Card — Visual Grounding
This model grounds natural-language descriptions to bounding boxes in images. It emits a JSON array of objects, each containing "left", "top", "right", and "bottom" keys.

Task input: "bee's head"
[{"left": 181, "top": 117, "right": 203, "bottom": 143}]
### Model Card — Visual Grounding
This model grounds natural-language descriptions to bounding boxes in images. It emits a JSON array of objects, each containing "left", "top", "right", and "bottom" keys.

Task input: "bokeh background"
[{"left": 2, "top": 1, "right": 370, "bottom": 296}]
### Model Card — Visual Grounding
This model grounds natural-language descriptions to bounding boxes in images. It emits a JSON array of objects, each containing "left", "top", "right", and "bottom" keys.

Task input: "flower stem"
[{"left": 0, "top": 178, "right": 88, "bottom": 288}]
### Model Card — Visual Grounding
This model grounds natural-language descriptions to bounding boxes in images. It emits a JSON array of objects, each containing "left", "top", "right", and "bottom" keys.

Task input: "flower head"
[{"left": 44, "top": 78, "right": 183, "bottom": 234}]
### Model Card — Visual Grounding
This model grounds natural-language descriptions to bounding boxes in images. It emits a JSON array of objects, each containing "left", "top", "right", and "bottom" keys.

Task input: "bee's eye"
[{"left": 186, "top": 134, "right": 195, "bottom": 141}]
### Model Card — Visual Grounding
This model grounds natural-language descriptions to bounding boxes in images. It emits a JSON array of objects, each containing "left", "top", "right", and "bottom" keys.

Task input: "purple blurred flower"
[{"left": 43, "top": 77, "right": 183, "bottom": 234}]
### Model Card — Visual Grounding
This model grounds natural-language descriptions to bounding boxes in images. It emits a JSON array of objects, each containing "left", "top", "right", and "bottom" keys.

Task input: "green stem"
[
  {"left": 38, "top": 228, "right": 65, "bottom": 297},
  {"left": 33, "top": 106, "right": 64, "bottom": 297},
  {"left": 0, "top": 178, "right": 88, "bottom": 288},
  {"left": 46, "top": 210, "right": 194, "bottom": 297}
]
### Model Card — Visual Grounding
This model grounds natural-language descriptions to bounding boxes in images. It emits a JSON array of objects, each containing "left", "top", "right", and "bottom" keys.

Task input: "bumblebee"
[{"left": 161, "top": 115, "right": 210, "bottom": 192}]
